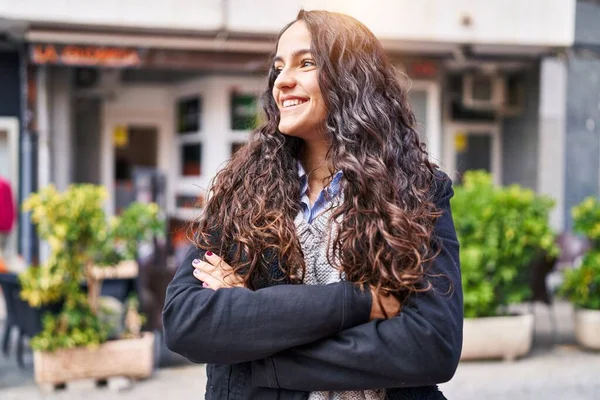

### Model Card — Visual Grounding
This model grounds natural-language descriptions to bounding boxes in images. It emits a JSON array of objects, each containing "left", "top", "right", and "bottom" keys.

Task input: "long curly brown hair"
[{"left": 194, "top": 10, "right": 443, "bottom": 303}]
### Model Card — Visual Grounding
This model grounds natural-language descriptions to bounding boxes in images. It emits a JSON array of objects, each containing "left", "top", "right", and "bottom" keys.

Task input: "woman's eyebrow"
[{"left": 272, "top": 49, "right": 312, "bottom": 64}]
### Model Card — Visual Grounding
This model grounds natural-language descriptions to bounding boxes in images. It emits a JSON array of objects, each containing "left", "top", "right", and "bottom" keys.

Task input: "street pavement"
[{"left": 0, "top": 301, "right": 599, "bottom": 400}]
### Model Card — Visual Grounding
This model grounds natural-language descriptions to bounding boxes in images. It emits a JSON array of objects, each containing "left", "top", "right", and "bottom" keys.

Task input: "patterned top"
[{"left": 296, "top": 163, "right": 386, "bottom": 400}]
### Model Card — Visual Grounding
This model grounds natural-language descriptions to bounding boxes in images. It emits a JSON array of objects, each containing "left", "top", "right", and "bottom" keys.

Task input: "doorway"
[
  {"left": 443, "top": 122, "right": 502, "bottom": 184},
  {"left": 101, "top": 86, "right": 173, "bottom": 217},
  {"left": 114, "top": 125, "right": 159, "bottom": 214}
]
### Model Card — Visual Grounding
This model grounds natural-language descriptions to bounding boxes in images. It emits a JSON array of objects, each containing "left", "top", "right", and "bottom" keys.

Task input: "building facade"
[{"left": 0, "top": 0, "right": 586, "bottom": 262}]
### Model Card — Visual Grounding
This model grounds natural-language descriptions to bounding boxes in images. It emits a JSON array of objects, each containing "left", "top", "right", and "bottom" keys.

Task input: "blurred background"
[{"left": 0, "top": 0, "right": 599, "bottom": 399}]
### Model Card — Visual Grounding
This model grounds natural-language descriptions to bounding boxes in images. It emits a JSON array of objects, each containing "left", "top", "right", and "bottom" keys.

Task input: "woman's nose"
[{"left": 274, "top": 68, "right": 297, "bottom": 90}]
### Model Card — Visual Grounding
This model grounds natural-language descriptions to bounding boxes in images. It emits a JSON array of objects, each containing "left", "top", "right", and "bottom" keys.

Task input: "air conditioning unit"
[
  {"left": 462, "top": 72, "right": 525, "bottom": 115},
  {"left": 462, "top": 73, "right": 505, "bottom": 110}
]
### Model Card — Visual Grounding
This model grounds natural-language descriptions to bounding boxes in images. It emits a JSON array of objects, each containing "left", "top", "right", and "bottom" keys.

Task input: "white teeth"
[{"left": 282, "top": 99, "right": 307, "bottom": 108}]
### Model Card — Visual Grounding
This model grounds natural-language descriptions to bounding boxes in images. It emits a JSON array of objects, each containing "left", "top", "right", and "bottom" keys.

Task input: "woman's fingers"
[
  {"left": 192, "top": 256, "right": 244, "bottom": 289},
  {"left": 193, "top": 258, "right": 219, "bottom": 275},
  {"left": 192, "top": 267, "right": 221, "bottom": 289},
  {"left": 204, "top": 251, "right": 233, "bottom": 271}
]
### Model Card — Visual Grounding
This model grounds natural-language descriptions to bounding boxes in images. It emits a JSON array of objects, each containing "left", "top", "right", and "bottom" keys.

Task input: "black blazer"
[{"left": 162, "top": 171, "right": 462, "bottom": 400}]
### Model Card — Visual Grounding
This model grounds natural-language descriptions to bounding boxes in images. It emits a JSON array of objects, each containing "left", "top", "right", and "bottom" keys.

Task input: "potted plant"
[
  {"left": 452, "top": 171, "right": 559, "bottom": 361},
  {"left": 559, "top": 197, "right": 600, "bottom": 350},
  {"left": 18, "top": 184, "right": 163, "bottom": 386}
]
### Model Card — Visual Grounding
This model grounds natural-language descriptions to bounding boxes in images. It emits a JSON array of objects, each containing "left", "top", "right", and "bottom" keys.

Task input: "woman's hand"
[
  {"left": 192, "top": 252, "right": 245, "bottom": 290},
  {"left": 369, "top": 287, "right": 401, "bottom": 320},
  {"left": 191, "top": 253, "right": 399, "bottom": 319}
]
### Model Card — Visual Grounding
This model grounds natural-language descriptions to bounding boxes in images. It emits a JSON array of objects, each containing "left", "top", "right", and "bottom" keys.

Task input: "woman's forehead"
[{"left": 276, "top": 21, "right": 312, "bottom": 56}]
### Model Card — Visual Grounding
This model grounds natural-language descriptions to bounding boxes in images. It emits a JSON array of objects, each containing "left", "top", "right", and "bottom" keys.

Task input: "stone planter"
[
  {"left": 91, "top": 260, "right": 138, "bottom": 280},
  {"left": 34, "top": 332, "right": 154, "bottom": 385},
  {"left": 461, "top": 314, "right": 534, "bottom": 361},
  {"left": 574, "top": 308, "right": 600, "bottom": 350}
]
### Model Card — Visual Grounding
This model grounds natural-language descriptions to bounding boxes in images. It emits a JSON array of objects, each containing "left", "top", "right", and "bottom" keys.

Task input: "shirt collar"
[
  {"left": 297, "top": 161, "right": 343, "bottom": 197},
  {"left": 298, "top": 161, "right": 307, "bottom": 179}
]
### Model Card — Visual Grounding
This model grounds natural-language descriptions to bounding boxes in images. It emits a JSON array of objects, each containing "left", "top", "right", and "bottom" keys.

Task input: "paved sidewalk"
[
  {"left": 1, "top": 301, "right": 599, "bottom": 399},
  {"left": 0, "top": 365, "right": 208, "bottom": 400},
  {"left": 440, "top": 344, "right": 600, "bottom": 400},
  {"left": 2, "top": 343, "right": 599, "bottom": 400}
]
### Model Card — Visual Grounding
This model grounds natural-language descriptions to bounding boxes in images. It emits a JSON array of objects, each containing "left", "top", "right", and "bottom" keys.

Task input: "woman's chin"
[{"left": 278, "top": 122, "right": 302, "bottom": 137}]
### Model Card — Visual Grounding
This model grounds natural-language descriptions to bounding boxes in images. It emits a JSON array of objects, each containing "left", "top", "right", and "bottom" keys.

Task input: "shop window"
[
  {"left": 177, "top": 97, "right": 201, "bottom": 134},
  {"left": 231, "top": 92, "right": 259, "bottom": 131},
  {"left": 181, "top": 143, "right": 202, "bottom": 176}
]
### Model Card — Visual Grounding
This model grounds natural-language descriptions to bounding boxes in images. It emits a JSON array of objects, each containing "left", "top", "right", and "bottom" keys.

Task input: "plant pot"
[
  {"left": 33, "top": 332, "right": 154, "bottom": 385},
  {"left": 91, "top": 260, "right": 139, "bottom": 280},
  {"left": 461, "top": 313, "right": 534, "bottom": 361},
  {"left": 574, "top": 308, "right": 600, "bottom": 350}
]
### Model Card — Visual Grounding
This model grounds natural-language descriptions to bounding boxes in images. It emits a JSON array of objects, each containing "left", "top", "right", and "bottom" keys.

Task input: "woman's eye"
[
  {"left": 273, "top": 66, "right": 283, "bottom": 75},
  {"left": 301, "top": 60, "right": 316, "bottom": 68}
]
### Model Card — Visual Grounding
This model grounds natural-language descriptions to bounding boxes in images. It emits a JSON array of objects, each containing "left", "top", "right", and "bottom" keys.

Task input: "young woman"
[{"left": 163, "top": 9, "right": 462, "bottom": 400}]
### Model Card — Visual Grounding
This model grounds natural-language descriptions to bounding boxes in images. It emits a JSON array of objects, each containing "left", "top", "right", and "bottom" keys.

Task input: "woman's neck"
[{"left": 302, "top": 138, "right": 334, "bottom": 203}]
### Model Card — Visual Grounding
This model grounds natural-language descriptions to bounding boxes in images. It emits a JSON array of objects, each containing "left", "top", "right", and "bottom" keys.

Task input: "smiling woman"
[
  {"left": 163, "top": 9, "right": 462, "bottom": 400},
  {"left": 272, "top": 28, "right": 326, "bottom": 140}
]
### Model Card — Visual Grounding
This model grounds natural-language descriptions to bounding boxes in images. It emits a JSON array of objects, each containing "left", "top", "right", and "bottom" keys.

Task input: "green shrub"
[
  {"left": 19, "top": 184, "right": 163, "bottom": 352},
  {"left": 559, "top": 197, "right": 600, "bottom": 310},
  {"left": 452, "top": 171, "right": 558, "bottom": 318}
]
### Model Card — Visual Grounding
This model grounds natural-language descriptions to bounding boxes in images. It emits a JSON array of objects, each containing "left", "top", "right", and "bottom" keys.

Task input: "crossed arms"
[{"left": 162, "top": 175, "right": 462, "bottom": 391}]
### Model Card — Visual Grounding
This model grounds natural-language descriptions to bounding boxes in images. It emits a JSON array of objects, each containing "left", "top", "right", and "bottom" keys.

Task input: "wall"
[
  {"left": 562, "top": 0, "right": 600, "bottom": 228},
  {"left": 1, "top": 0, "right": 575, "bottom": 47},
  {"left": 538, "top": 58, "right": 567, "bottom": 231},
  {"left": 564, "top": 57, "right": 600, "bottom": 229},
  {"left": 49, "top": 67, "right": 73, "bottom": 191},
  {"left": 0, "top": 0, "right": 222, "bottom": 31},
  {"left": 575, "top": 0, "right": 600, "bottom": 46},
  {"left": 228, "top": 0, "right": 575, "bottom": 47},
  {"left": 73, "top": 98, "right": 101, "bottom": 184},
  {"left": 501, "top": 65, "right": 540, "bottom": 190}
]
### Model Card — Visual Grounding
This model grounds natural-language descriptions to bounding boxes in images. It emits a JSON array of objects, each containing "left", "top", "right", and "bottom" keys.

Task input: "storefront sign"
[
  {"left": 30, "top": 44, "right": 142, "bottom": 67},
  {"left": 409, "top": 61, "right": 438, "bottom": 79}
]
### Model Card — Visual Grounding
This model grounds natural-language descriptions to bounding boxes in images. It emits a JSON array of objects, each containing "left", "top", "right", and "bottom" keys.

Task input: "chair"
[
  {"left": 554, "top": 231, "right": 591, "bottom": 271},
  {"left": 529, "top": 231, "right": 591, "bottom": 345},
  {"left": 0, "top": 272, "right": 61, "bottom": 368},
  {"left": 0, "top": 272, "right": 19, "bottom": 358},
  {"left": 529, "top": 251, "right": 559, "bottom": 344}
]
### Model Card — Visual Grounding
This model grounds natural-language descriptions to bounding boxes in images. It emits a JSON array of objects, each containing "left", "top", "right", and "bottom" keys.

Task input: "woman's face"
[{"left": 272, "top": 21, "right": 327, "bottom": 141}]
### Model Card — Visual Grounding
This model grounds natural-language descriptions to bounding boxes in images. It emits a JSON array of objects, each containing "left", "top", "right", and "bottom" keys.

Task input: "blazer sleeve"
[
  {"left": 162, "top": 245, "right": 371, "bottom": 365},
  {"left": 251, "top": 174, "right": 463, "bottom": 391}
]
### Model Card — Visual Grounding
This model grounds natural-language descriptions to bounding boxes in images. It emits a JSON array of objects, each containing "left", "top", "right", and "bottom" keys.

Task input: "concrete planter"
[
  {"left": 34, "top": 332, "right": 154, "bottom": 385},
  {"left": 461, "top": 314, "right": 534, "bottom": 361},
  {"left": 574, "top": 308, "right": 600, "bottom": 350}
]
